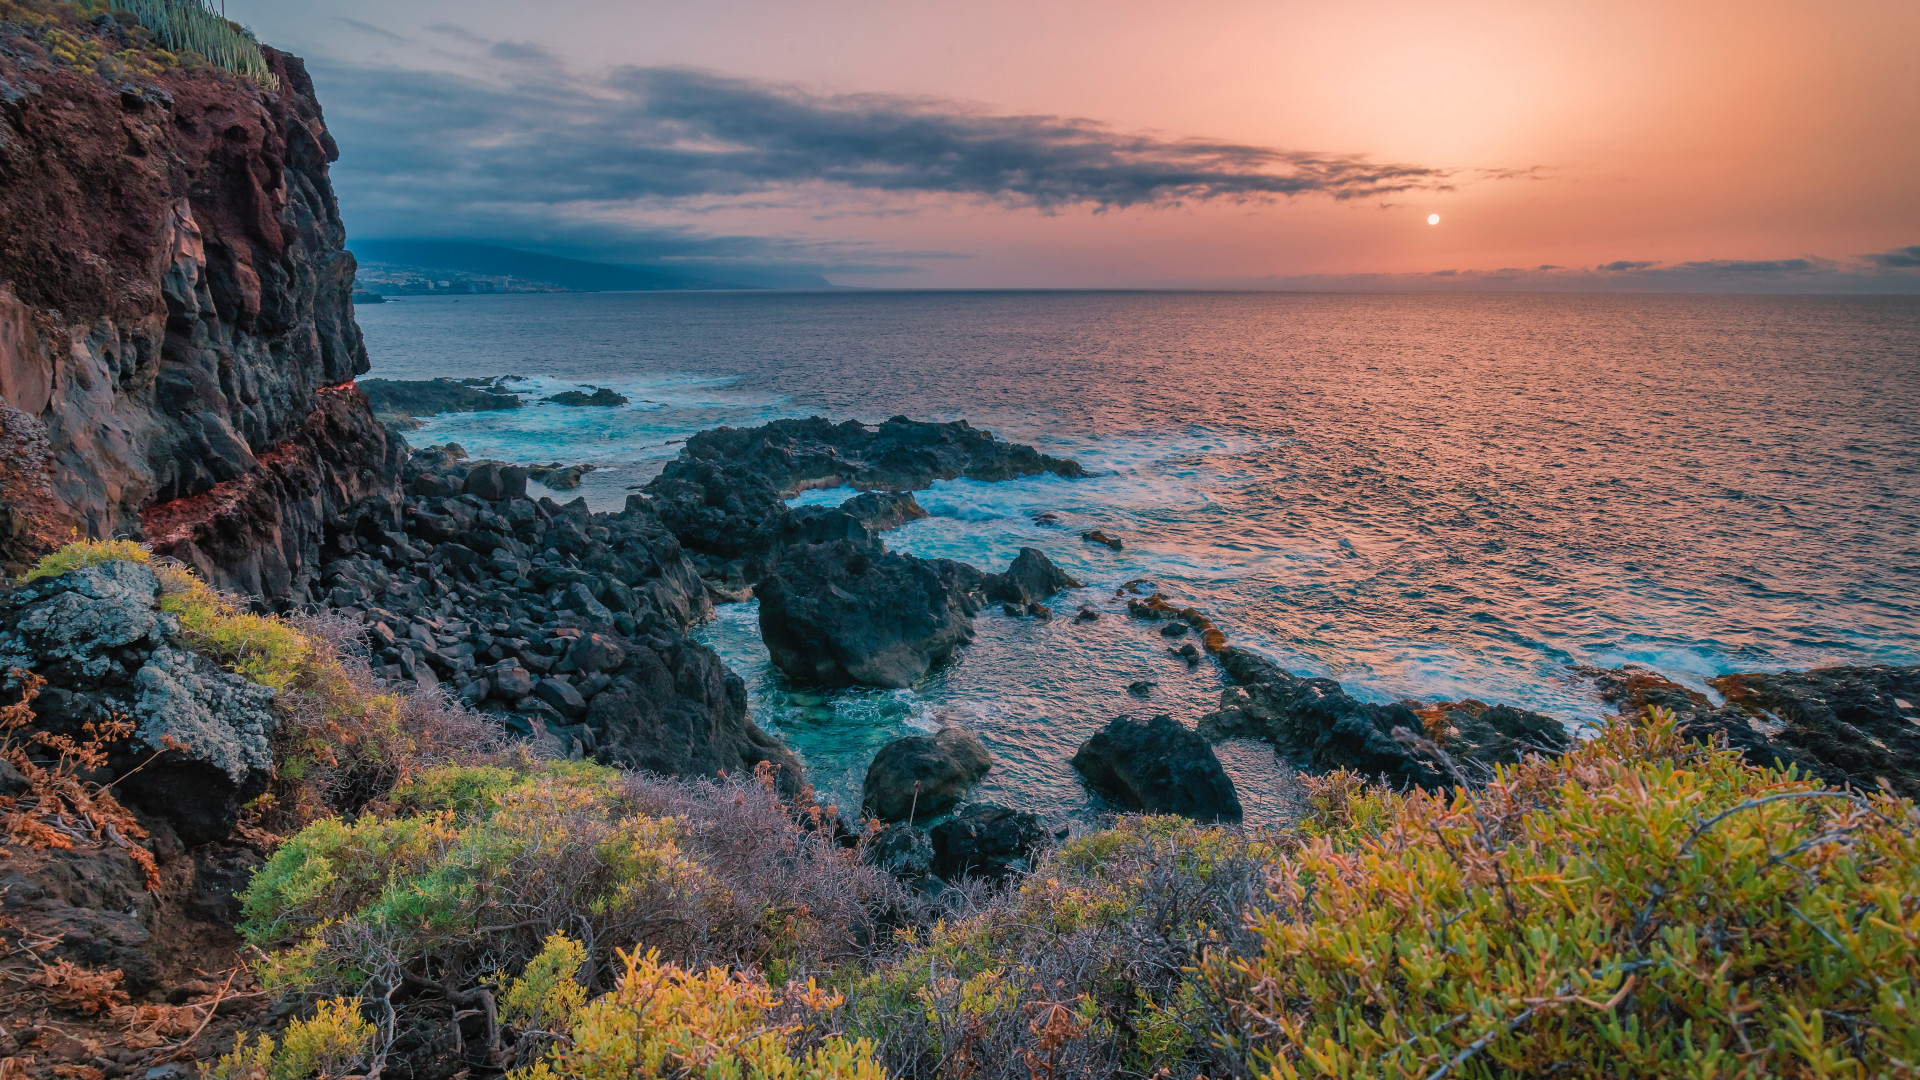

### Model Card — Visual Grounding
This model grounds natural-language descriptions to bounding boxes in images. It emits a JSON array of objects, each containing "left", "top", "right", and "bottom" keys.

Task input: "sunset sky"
[{"left": 242, "top": 0, "right": 1920, "bottom": 290}]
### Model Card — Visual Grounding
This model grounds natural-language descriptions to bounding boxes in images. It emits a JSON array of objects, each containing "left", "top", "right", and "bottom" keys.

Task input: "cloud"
[
  {"left": 333, "top": 17, "right": 409, "bottom": 45},
  {"left": 307, "top": 42, "right": 1459, "bottom": 268},
  {"left": 1166, "top": 248, "right": 1920, "bottom": 293},
  {"left": 1866, "top": 244, "right": 1920, "bottom": 269},
  {"left": 1675, "top": 257, "right": 1819, "bottom": 274}
]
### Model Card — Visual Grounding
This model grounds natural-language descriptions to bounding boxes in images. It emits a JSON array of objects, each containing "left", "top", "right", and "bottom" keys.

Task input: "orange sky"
[{"left": 250, "top": 0, "right": 1920, "bottom": 287}]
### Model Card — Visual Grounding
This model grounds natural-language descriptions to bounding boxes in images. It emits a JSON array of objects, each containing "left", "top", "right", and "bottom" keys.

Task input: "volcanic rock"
[
  {"left": 1072, "top": 714, "right": 1243, "bottom": 822},
  {"left": 359, "top": 378, "right": 521, "bottom": 418},
  {"left": 756, "top": 540, "right": 977, "bottom": 687},
  {"left": 1583, "top": 663, "right": 1920, "bottom": 797},
  {"left": 862, "top": 726, "right": 993, "bottom": 822},
  {"left": 544, "top": 387, "right": 629, "bottom": 407},
  {"left": 1199, "top": 647, "right": 1567, "bottom": 788},
  {"left": 0, "top": 562, "right": 277, "bottom": 844},
  {"left": 930, "top": 803, "right": 1048, "bottom": 881},
  {"left": 986, "top": 547, "right": 1081, "bottom": 606},
  {"left": 864, "top": 822, "right": 935, "bottom": 880},
  {"left": 838, "top": 490, "right": 931, "bottom": 532}
]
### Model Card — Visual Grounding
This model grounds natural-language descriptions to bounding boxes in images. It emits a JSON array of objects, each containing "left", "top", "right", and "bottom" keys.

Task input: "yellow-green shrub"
[
  {"left": 155, "top": 565, "right": 311, "bottom": 689},
  {"left": 21, "top": 536, "right": 151, "bottom": 581},
  {"left": 239, "top": 761, "right": 674, "bottom": 967},
  {"left": 515, "top": 947, "right": 883, "bottom": 1080},
  {"left": 1204, "top": 711, "right": 1920, "bottom": 1079},
  {"left": 209, "top": 997, "right": 373, "bottom": 1080},
  {"left": 502, "top": 933, "right": 590, "bottom": 1033}
]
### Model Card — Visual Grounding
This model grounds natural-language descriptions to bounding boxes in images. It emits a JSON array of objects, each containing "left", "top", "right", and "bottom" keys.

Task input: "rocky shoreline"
[{"left": 260, "top": 389, "right": 1920, "bottom": 881}]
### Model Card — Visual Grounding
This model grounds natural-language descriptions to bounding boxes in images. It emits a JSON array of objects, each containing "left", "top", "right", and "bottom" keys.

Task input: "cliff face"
[{"left": 0, "top": 35, "right": 398, "bottom": 602}]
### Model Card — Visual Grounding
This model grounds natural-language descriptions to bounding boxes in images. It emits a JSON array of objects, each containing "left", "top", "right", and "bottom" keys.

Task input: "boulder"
[
  {"left": 0, "top": 562, "right": 278, "bottom": 844},
  {"left": 864, "top": 822, "right": 934, "bottom": 879},
  {"left": 584, "top": 623, "right": 804, "bottom": 797},
  {"left": 862, "top": 726, "right": 993, "bottom": 822},
  {"left": 1071, "top": 714, "right": 1242, "bottom": 822},
  {"left": 564, "top": 633, "right": 628, "bottom": 674},
  {"left": 545, "top": 387, "right": 629, "bottom": 407},
  {"left": 535, "top": 678, "right": 588, "bottom": 719},
  {"left": 930, "top": 803, "right": 1047, "bottom": 881},
  {"left": 838, "top": 490, "right": 930, "bottom": 532},
  {"left": 987, "top": 547, "right": 1081, "bottom": 606},
  {"left": 756, "top": 540, "right": 976, "bottom": 688}
]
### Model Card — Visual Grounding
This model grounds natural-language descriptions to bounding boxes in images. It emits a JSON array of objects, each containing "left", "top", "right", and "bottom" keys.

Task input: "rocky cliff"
[{"left": 0, "top": 24, "right": 397, "bottom": 602}]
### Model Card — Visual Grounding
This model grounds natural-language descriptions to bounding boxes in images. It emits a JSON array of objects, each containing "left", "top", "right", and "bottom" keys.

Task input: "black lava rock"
[
  {"left": 864, "top": 822, "right": 934, "bottom": 879},
  {"left": 930, "top": 803, "right": 1048, "bottom": 881},
  {"left": 1072, "top": 714, "right": 1243, "bottom": 822},
  {"left": 863, "top": 726, "right": 993, "bottom": 822},
  {"left": 756, "top": 540, "right": 977, "bottom": 688}
]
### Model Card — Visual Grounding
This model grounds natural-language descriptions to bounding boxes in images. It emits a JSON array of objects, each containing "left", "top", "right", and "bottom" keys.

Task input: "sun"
[{"left": 1427, "top": 213, "right": 1441, "bottom": 226}]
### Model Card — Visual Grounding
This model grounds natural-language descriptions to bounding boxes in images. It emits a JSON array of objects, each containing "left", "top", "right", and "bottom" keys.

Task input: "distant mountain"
[{"left": 348, "top": 240, "right": 833, "bottom": 292}]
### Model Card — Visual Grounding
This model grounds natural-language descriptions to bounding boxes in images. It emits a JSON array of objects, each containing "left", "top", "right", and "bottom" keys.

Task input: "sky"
[{"left": 237, "top": 0, "right": 1920, "bottom": 290}]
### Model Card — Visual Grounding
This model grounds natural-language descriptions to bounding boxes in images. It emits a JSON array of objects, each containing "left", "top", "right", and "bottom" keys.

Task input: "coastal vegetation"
[
  {"left": 0, "top": 0, "right": 274, "bottom": 87},
  {"left": 6, "top": 540, "right": 1914, "bottom": 1077}
]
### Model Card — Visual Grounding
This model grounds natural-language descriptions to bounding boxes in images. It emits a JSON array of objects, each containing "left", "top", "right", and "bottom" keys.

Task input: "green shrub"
[
  {"left": 502, "top": 933, "right": 590, "bottom": 1033},
  {"left": 155, "top": 566, "right": 311, "bottom": 689},
  {"left": 843, "top": 814, "right": 1276, "bottom": 1079},
  {"left": 242, "top": 762, "right": 906, "bottom": 1074},
  {"left": 1203, "top": 712, "right": 1920, "bottom": 1078}
]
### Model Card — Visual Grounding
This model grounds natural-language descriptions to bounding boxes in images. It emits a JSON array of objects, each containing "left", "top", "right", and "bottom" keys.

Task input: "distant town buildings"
[{"left": 351, "top": 261, "right": 574, "bottom": 298}]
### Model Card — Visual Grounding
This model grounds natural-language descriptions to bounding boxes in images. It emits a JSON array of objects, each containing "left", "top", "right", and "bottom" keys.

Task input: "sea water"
[{"left": 356, "top": 290, "right": 1920, "bottom": 828}]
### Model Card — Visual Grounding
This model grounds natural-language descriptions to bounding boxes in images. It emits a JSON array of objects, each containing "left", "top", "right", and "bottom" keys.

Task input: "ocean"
[{"left": 355, "top": 290, "right": 1920, "bottom": 828}]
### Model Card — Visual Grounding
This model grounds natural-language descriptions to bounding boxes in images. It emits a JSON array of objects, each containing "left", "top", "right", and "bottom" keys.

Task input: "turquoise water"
[{"left": 357, "top": 290, "right": 1920, "bottom": 827}]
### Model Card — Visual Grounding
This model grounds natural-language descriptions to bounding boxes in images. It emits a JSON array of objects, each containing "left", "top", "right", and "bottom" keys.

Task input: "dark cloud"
[
  {"left": 1170, "top": 251, "right": 1920, "bottom": 293},
  {"left": 333, "top": 18, "right": 409, "bottom": 45},
  {"left": 488, "top": 41, "right": 560, "bottom": 64},
  {"left": 1675, "top": 257, "right": 1817, "bottom": 274},
  {"left": 1867, "top": 244, "right": 1920, "bottom": 269},
  {"left": 310, "top": 53, "right": 1453, "bottom": 265}
]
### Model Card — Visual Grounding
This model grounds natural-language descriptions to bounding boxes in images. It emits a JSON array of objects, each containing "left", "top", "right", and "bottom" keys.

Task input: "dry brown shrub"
[
  {"left": 0, "top": 671, "right": 160, "bottom": 889},
  {"left": 620, "top": 762, "right": 919, "bottom": 973},
  {"left": 32, "top": 958, "right": 129, "bottom": 1015}
]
